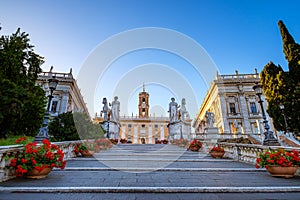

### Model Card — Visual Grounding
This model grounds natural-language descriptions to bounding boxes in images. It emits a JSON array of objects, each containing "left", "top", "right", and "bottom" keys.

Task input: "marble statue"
[
  {"left": 110, "top": 96, "right": 120, "bottom": 122},
  {"left": 101, "top": 98, "right": 110, "bottom": 121},
  {"left": 179, "top": 98, "right": 190, "bottom": 121},
  {"left": 205, "top": 111, "right": 215, "bottom": 128},
  {"left": 169, "top": 97, "right": 180, "bottom": 123}
]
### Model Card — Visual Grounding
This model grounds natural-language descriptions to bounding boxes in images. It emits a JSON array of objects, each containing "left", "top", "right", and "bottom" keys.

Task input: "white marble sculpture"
[
  {"left": 169, "top": 97, "right": 180, "bottom": 123},
  {"left": 110, "top": 96, "right": 120, "bottom": 123},
  {"left": 179, "top": 98, "right": 190, "bottom": 121},
  {"left": 205, "top": 111, "right": 215, "bottom": 128},
  {"left": 101, "top": 97, "right": 110, "bottom": 121}
]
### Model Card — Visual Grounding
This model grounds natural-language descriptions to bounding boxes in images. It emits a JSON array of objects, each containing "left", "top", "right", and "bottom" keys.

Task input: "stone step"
[
  {"left": 54, "top": 167, "right": 264, "bottom": 172},
  {"left": 1, "top": 186, "right": 300, "bottom": 193}
]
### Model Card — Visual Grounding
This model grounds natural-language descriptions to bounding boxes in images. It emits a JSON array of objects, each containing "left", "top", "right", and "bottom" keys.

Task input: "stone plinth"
[
  {"left": 202, "top": 127, "right": 220, "bottom": 149},
  {"left": 101, "top": 121, "right": 120, "bottom": 139},
  {"left": 168, "top": 121, "right": 191, "bottom": 140}
]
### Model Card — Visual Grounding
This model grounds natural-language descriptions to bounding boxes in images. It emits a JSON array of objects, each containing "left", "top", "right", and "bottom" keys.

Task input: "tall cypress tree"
[{"left": 261, "top": 21, "right": 300, "bottom": 136}]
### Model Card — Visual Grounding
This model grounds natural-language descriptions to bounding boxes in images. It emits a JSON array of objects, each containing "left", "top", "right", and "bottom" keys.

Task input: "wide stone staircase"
[{"left": 0, "top": 144, "right": 300, "bottom": 200}]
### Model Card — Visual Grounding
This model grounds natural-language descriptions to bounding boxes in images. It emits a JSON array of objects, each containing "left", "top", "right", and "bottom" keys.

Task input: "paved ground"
[{"left": 0, "top": 144, "right": 300, "bottom": 200}]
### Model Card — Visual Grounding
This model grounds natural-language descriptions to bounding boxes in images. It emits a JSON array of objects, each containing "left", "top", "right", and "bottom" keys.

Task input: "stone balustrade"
[
  {"left": 0, "top": 141, "right": 81, "bottom": 182},
  {"left": 218, "top": 142, "right": 300, "bottom": 166}
]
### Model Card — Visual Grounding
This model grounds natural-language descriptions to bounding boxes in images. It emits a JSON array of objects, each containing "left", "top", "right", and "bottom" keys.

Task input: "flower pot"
[
  {"left": 266, "top": 166, "right": 298, "bottom": 178},
  {"left": 26, "top": 167, "right": 52, "bottom": 179},
  {"left": 190, "top": 146, "right": 200, "bottom": 152},
  {"left": 210, "top": 151, "right": 225, "bottom": 158},
  {"left": 80, "top": 150, "right": 94, "bottom": 157}
]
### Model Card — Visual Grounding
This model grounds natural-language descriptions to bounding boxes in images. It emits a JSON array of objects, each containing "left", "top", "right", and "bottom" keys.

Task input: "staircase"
[{"left": 0, "top": 144, "right": 300, "bottom": 199}]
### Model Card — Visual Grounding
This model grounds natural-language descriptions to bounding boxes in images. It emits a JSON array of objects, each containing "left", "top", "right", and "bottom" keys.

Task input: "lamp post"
[
  {"left": 279, "top": 104, "right": 290, "bottom": 134},
  {"left": 34, "top": 76, "right": 59, "bottom": 142},
  {"left": 253, "top": 83, "right": 280, "bottom": 146}
]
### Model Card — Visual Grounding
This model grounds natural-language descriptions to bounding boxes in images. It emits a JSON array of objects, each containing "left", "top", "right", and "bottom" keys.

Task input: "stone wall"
[{"left": 0, "top": 141, "right": 81, "bottom": 182}]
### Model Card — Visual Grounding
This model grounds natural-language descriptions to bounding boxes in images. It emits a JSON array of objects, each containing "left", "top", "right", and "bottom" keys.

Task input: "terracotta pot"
[
  {"left": 266, "top": 166, "right": 298, "bottom": 178},
  {"left": 80, "top": 150, "right": 94, "bottom": 157},
  {"left": 26, "top": 167, "right": 52, "bottom": 179},
  {"left": 190, "top": 146, "right": 200, "bottom": 152},
  {"left": 210, "top": 151, "right": 225, "bottom": 158}
]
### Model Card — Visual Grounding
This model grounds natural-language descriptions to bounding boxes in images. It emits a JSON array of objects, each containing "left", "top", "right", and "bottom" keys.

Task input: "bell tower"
[{"left": 138, "top": 83, "right": 149, "bottom": 118}]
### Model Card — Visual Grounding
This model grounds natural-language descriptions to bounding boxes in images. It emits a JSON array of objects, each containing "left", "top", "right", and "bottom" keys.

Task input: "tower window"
[
  {"left": 142, "top": 98, "right": 145, "bottom": 102},
  {"left": 141, "top": 124, "right": 145, "bottom": 128}
]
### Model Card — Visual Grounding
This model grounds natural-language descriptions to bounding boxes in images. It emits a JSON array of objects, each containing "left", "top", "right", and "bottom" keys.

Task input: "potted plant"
[
  {"left": 109, "top": 138, "right": 118, "bottom": 145},
  {"left": 120, "top": 138, "right": 127, "bottom": 144},
  {"left": 188, "top": 139, "right": 202, "bottom": 151},
  {"left": 78, "top": 140, "right": 100, "bottom": 157},
  {"left": 256, "top": 148, "right": 300, "bottom": 178},
  {"left": 209, "top": 145, "right": 225, "bottom": 158},
  {"left": 155, "top": 140, "right": 161, "bottom": 144},
  {"left": 9, "top": 139, "right": 66, "bottom": 179},
  {"left": 162, "top": 139, "right": 168, "bottom": 144},
  {"left": 95, "top": 138, "right": 113, "bottom": 150}
]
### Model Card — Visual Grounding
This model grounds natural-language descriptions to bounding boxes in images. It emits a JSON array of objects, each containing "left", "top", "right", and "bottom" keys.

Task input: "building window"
[
  {"left": 251, "top": 122, "right": 259, "bottom": 134},
  {"left": 154, "top": 124, "right": 158, "bottom": 128},
  {"left": 51, "top": 101, "right": 58, "bottom": 112},
  {"left": 249, "top": 102, "right": 257, "bottom": 114},
  {"left": 141, "top": 124, "right": 146, "bottom": 128},
  {"left": 229, "top": 103, "right": 236, "bottom": 114},
  {"left": 128, "top": 124, "right": 132, "bottom": 128}
]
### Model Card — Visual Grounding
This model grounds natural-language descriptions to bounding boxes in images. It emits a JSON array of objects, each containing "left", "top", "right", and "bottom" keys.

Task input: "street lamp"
[
  {"left": 253, "top": 83, "right": 280, "bottom": 146},
  {"left": 279, "top": 103, "right": 290, "bottom": 134},
  {"left": 34, "top": 76, "right": 59, "bottom": 142}
]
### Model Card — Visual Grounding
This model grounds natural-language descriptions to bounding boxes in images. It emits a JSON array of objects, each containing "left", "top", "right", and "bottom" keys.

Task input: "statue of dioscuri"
[
  {"left": 169, "top": 97, "right": 180, "bottom": 123},
  {"left": 101, "top": 97, "right": 110, "bottom": 121},
  {"left": 179, "top": 98, "right": 190, "bottom": 121},
  {"left": 205, "top": 111, "right": 215, "bottom": 128},
  {"left": 110, "top": 96, "right": 120, "bottom": 122}
]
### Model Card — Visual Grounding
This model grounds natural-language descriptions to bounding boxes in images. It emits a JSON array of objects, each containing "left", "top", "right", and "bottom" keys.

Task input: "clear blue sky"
[{"left": 1, "top": 0, "right": 299, "bottom": 118}]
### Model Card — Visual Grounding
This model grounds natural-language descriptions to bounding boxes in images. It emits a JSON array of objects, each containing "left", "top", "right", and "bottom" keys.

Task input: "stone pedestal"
[
  {"left": 101, "top": 121, "right": 120, "bottom": 139},
  {"left": 168, "top": 121, "right": 191, "bottom": 141},
  {"left": 203, "top": 127, "right": 220, "bottom": 149}
]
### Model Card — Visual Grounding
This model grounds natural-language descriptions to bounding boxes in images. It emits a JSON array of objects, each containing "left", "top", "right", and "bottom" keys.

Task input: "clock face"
[{"left": 142, "top": 102, "right": 146, "bottom": 108}]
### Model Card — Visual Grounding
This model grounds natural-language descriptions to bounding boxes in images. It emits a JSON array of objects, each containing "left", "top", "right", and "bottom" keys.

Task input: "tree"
[
  {"left": 48, "top": 112, "right": 105, "bottom": 142},
  {"left": 0, "top": 28, "right": 46, "bottom": 138},
  {"left": 261, "top": 21, "right": 300, "bottom": 136}
]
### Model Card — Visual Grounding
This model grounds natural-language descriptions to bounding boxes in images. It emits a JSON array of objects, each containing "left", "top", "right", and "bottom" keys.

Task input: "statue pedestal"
[
  {"left": 203, "top": 127, "right": 220, "bottom": 149},
  {"left": 168, "top": 120, "right": 192, "bottom": 141},
  {"left": 101, "top": 121, "right": 120, "bottom": 139}
]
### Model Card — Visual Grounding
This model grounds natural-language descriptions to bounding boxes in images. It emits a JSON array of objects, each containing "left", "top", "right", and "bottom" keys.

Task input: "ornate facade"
[
  {"left": 94, "top": 87, "right": 170, "bottom": 144},
  {"left": 36, "top": 68, "right": 89, "bottom": 117},
  {"left": 193, "top": 69, "right": 274, "bottom": 136}
]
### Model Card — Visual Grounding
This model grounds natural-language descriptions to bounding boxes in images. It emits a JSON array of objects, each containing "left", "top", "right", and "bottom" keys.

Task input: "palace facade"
[
  {"left": 36, "top": 67, "right": 89, "bottom": 117},
  {"left": 192, "top": 69, "right": 274, "bottom": 136},
  {"left": 94, "top": 87, "right": 170, "bottom": 144}
]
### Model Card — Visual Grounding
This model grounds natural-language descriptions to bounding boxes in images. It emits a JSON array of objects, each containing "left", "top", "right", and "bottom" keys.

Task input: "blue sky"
[{"left": 1, "top": 0, "right": 300, "bottom": 118}]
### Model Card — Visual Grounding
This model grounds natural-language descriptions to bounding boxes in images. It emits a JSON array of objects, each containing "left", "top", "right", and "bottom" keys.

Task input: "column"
[
  {"left": 134, "top": 125, "right": 138, "bottom": 144},
  {"left": 219, "top": 94, "right": 230, "bottom": 133},
  {"left": 59, "top": 92, "right": 69, "bottom": 114},
  {"left": 160, "top": 125, "right": 164, "bottom": 140},
  {"left": 238, "top": 94, "right": 252, "bottom": 133},
  {"left": 148, "top": 125, "right": 152, "bottom": 144}
]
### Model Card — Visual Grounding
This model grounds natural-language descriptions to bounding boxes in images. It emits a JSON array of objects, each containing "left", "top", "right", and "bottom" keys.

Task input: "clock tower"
[{"left": 138, "top": 84, "right": 149, "bottom": 118}]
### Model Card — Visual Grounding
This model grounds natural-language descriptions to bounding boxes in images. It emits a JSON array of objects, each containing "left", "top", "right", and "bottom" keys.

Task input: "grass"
[{"left": 0, "top": 135, "right": 34, "bottom": 146}]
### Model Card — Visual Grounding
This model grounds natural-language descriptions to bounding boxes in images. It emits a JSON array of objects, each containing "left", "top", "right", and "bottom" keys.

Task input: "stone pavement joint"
[{"left": 1, "top": 186, "right": 300, "bottom": 193}]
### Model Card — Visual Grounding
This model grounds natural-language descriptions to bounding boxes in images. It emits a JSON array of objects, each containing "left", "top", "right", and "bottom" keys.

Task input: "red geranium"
[
  {"left": 9, "top": 139, "right": 66, "bottom": 177},
  {"left": 256, "top": 148, "right": 300, "bottom": 169},
  {"left": 210, "top": 145, "right": 225, "bottom": 153}
]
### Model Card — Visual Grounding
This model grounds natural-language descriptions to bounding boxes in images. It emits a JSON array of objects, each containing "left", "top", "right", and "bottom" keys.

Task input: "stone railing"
[
  {"left": 218, "top": 142, "right": 300, "bottom": 165},
  {"left": 0, "top": 140, "right": 81, "bottom": 182}
]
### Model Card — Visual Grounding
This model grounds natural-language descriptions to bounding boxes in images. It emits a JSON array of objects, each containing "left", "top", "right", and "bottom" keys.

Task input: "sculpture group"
[{"left": 100, "top": 96, "right": 120, "bottom": 139}]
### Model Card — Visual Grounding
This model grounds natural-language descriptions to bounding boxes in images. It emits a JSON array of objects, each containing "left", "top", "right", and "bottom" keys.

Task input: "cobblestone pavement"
[{"left": 0, "top": 144, "right": 299, "bottom": 200}]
